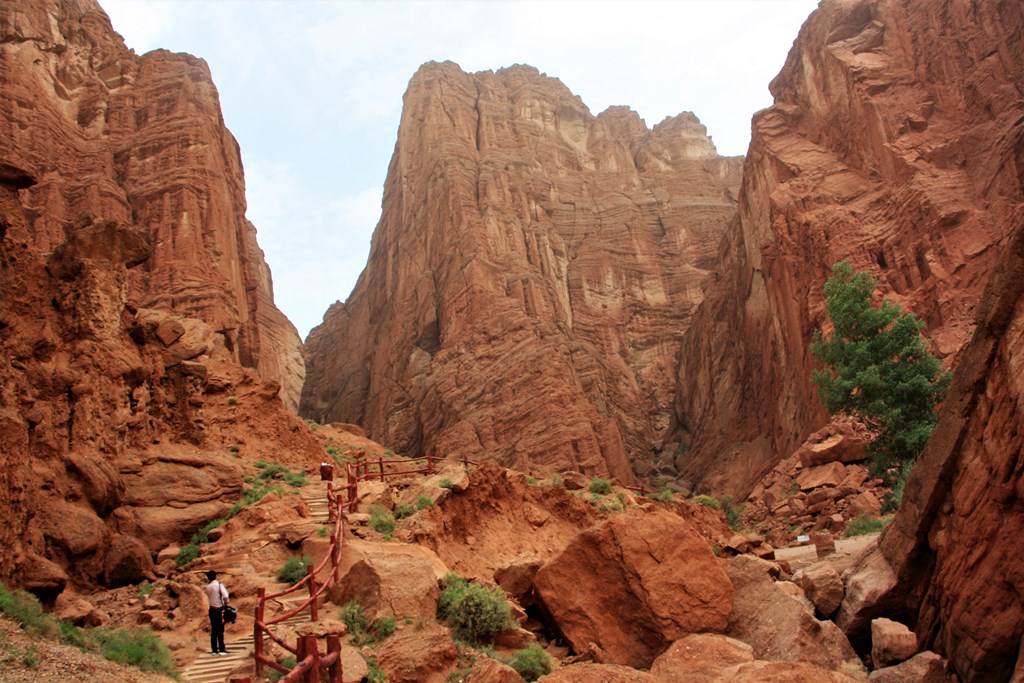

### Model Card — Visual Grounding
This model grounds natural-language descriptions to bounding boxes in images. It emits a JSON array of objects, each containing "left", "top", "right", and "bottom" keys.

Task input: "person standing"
[{"left": 205, "top": 570, "right": 229, "bottom": 655}]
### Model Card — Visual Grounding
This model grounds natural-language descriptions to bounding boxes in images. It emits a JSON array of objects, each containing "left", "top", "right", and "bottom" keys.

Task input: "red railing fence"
[{"left": 252, "top": 453, "right": 478, "bottom": 680}]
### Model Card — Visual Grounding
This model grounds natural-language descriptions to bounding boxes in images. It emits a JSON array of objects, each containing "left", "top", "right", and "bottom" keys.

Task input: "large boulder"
[
  {"left": 726, "top": 555, "right": 864, "bottom": 677},
  {"left": 467, "top": 656, "right": 527, "bottom": 683},
  {"left": 328, "top": 540, "right": 448, "bottom": 621},
  {"left": 534, "top": 507, "right": 733, "bottom": 668},
  {"left": 536, "top": 662, "right": 659, "bottom": 682},
  {"left": 103, "top": 534, "right": 155, "bottom": 587},
  {"left": 374, "top": 622, "right": 457, "bottom": 683},
  {"left": 792, "top": 564, "right": 844, "bottom": 618},
  {"left": 870, "top": 618, "right": 917, "bottom": 667},
  {"left": 649, "top": 633, "right": 755, "bottom": 682}
]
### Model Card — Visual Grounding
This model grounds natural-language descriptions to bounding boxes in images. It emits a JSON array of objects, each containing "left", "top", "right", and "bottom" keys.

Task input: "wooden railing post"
[
  {"left": 306, "top": 563, "right": 318, "bottom": 622},
  {"left": 254, "top": 587, "right": 266, "bottom": 679},
  {"left": 306, "top": 634, "right": 321, "bottom": 683},
  {"left": 327, "top": 634, "right": 343, "bottom": 683}
]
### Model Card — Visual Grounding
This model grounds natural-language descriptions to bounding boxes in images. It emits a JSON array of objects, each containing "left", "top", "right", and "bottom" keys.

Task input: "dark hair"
[{"left": 206, "top": 570, "right": 217, "bottom": 582}]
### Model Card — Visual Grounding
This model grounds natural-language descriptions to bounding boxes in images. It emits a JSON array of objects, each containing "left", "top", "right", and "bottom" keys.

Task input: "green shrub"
[
  {"left": 437, "top": 573, "right": 469, "bottom": 621},
  {"left": 258, "top": 463, "right": 289, "bottom": 481},
  {"left": 719, "top": 495, "right": 743, "bottom": 531},
  {"left": 340, "top": 600, "right": 368, "bottom": 639},
  {"left": 57, "top": 619, "right": 88, "bottom": 648},
  {"left": 326, "top": 446, "right": 340, "bottom": 456},
  {"left": 525, "top": 476, "right": 539, "bottom": 486},
  {"left": 283, "top": 471, "right": 306, "bottom": 488},
  {"left": 394, "top": 503, "right": 416, "bottom": 519},
  {"left": 0, "top": 582, "right": 177, "bottom": 678},
  {"left": 588, "top": 477, "right": 612, "bottom": 494},
  {"left": 415, "top": 495, "right": 434, "bottom": 510},
  {"left": 369, "top": 505, "right": 396, "bottom": 539},
  {"left": 88, "top": 627, "right": 177, "bottom": 676},
  {"left": 255, "top": 459, "right": 268, "bottom": 469},
  {"left": 692, "top": 494, "right": 720, "bottom": 509},
  {"left": 277, "top": 556, "right": 312, "bottom": 585},
  {"left": 268, "top": 655, "right": 298, "bottom": 682},
  {"left": 846, "top": 513, "right": 891, "bottom": 537},
  {"left": 439, "top": 477, "right": 453, "bottom": 489},
  {"left": 373, "top": 615, "right": 396, "bottom": 639},
  {"left": 510, "top": 643, "right": 552, "bottom": 681},
  {"left": 648, "top": 490, "right": 674, "bottom": 502},
  {"left": 21, "top": 646, "right": 41, "bottom": 668},
  {"left": 229, "top": 444, "right": 240, "bottom": 455},
  {"left": 227, "top": 395, "right": 238, "bottom": 405},
  {"left": 316, "top": 526, "right": 328, "bottom": 538},
  {"left": 550, "top": 473, "right": 564, "bottom": 488},
  {"left": 175, "top": 543, "right": 200, "bottom": 567},
  {"left": 0, "top": 582, "right": 52, "bottom": 636},
  {"left": 366, "top": 656, "right": 387, "bottom": 683},
  {"left": 437, "top": 574, "right": 510, "bottom": 643}
]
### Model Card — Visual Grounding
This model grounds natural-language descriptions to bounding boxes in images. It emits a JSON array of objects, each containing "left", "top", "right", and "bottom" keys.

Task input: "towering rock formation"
[
  {"left": 0, "top": 0, "right": 323, "bottom": 593},
  {"left": 873, "top": 218, "right": 1024, "bottom": 683},
  {"left": 301, "top": 62, "right": 742, "bottom": 479},
  {"left": 0, "top": 0, "right": 304, "bottom": 410},
  {"left": 675, "top": 0, "right": 1024, "bottom": 496}
]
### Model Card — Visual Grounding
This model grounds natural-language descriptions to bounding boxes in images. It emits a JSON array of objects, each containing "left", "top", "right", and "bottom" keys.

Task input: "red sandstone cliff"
[
  {"left": 872, "top": 218, "right": 1024, "bottom": 683},
  {"left": 301, "top": 62, "right": 742, "bottom": 479},
  {"left": 0, "top": 0, "right": 304, "bottom": 410},
  {"left": 674, "top": 0, "right": 1024, "bottom": 497}
]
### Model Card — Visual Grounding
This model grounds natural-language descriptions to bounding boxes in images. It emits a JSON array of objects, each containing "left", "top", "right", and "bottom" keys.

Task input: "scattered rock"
[
  {"left": 726, "top": 555, "right": 864, "bottom": 676},
  {"left": 792, "top": 564, "right": 844, "bottom": 618},
  {"left": 871, "top": 618, "right": 917, "bottom": 667},
  {"left": 868, "top": 651, "right": 951, "bottom": 682}
]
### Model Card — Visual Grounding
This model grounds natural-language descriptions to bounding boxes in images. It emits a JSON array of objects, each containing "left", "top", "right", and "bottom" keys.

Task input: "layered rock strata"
[
  {"left": 0, "top": 164, "right": 322, "bottom": 592},
  {"left": 674, "top": 0, "right": 1024, "bottom": 496},
  {"left": 0, "top": 0, "right": 303, "bottom": 409},
  {"left": 866, "top": 219, "right": 1024, "bottom": 682},
  {"left": 302, "top": 61, "right": 741, "bottom": 478}
]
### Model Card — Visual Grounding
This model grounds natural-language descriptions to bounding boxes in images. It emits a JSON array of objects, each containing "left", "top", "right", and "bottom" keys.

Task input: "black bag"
[{"left": 223, "top": 605, "right": 237, "bottom": 624}]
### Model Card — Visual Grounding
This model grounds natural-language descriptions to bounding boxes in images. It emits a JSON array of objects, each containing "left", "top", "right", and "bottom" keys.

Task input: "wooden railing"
[{"left": 252, "top": 453, "right": 478, "bottom": 681}]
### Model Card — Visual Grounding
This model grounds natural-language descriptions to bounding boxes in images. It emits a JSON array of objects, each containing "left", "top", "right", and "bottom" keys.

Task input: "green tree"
[{"left": 811, "top": 262, "right": 951, "bottom": 500}]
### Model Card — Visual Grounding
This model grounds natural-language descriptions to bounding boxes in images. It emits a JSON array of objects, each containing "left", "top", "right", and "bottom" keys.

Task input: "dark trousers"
[{"left": 209, "top": 607, "right": 225, "bottom": 653}]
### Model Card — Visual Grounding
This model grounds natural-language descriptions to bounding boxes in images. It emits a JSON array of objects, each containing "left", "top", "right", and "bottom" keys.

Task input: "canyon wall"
[
  {"left": 675, "top": 0, "right": 1024, "bottom": 496},
  {"left": 0, "top": 0, "right": 323, "bottom": 594},
  {"left": 301, "top": 62, "right": 742, "bottom": 478},
  {"left": 876, "top": 217, "right": 1024, "bottom": 682},
  {"left": 0, "top": 0, "right": 304, "bottom": 410}
]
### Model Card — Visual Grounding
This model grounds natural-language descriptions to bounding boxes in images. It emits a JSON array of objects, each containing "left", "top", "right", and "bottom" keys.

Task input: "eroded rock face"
[
  {"left": 301, "top": 61, "right": 741, "bottom": 478},
  {"left": 0, "top": 0, "right": 303, "bottom": 409},
  {"left": 534, "top": 507, "right": 733, "bottom": 668},
  {"left": 868, "top": 221, "right": 1024, "bottom": 679},
  {"left": 0, "top": 168, "right": 322, "bottom": 592},
  {"left": 675, "top": 0, "right": 1024, "bottom": 497}
]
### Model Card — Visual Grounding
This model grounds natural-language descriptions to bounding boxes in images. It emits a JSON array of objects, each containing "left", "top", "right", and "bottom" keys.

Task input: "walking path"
[{"left": 179, "top": 485, "right": 331, "bottom": 683}]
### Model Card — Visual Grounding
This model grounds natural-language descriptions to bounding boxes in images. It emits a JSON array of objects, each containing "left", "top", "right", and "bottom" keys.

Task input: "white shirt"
[{"left": 206, "top": 580, "right": 229, "bottom": 608}]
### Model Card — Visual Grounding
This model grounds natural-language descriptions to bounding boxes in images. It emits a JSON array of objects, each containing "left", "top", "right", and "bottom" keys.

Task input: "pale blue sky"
[{"left": 102, "top": 0, "right": 820, "bottom": 339}]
